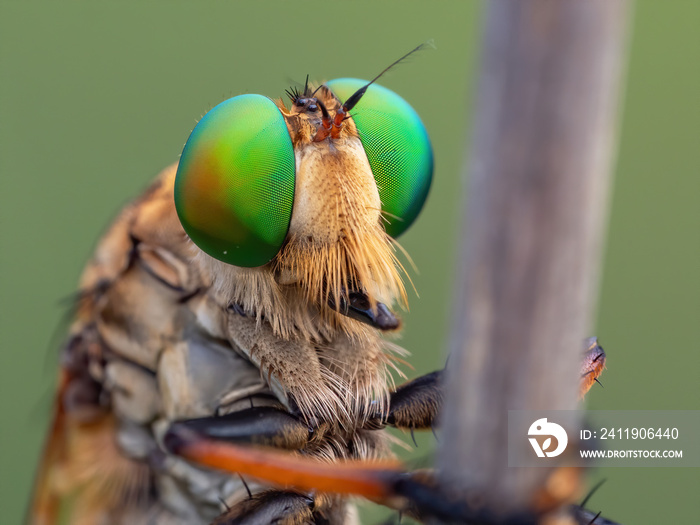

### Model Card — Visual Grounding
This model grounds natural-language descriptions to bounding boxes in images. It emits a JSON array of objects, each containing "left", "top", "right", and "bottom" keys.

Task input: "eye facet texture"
[
  {"left": 175, "top": 94, "right": 295, "bottom": 267},
  {"left": 326, "top": 78, "right": 433, "bottom": 237}
]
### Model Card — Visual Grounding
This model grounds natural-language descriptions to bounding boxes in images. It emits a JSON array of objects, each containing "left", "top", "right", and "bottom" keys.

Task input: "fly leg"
[
  {"left": 384, "top": 370, "right": 443, "bottom": 430},
  {"left": 166, "top": 407, "right": 312, "bottom": 450},
  {"left": 163, "top": 408, "right": 367, "bottom": 524},
  {"left": 362, "top": 370, "right": 443, "bottom": 432},
  {"left": 211, "top": 490, "right": 316, "bottom": 525},
  {"left": 370, "top": 337, "right": 606, "bottom": 432},
  {"left": 162, "top": 374, "right": 444, "bottom": 522},
  {"left": 162, "top": 399, "right": 428, "bottom": 523},
  {"left": 165, "top": 408, "right": 318, "bottom": 524},
  {"left": 162, "top": 405, "right": 620, "bottom": 525}
]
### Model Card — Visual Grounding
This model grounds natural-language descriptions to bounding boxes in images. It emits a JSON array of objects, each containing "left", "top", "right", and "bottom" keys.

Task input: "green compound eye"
[
  {"left": 326, "top": 78, "right": 433, "bottom": 237},
  {"left": 175, "top": 94, "right": 295, "bottom": 267}
]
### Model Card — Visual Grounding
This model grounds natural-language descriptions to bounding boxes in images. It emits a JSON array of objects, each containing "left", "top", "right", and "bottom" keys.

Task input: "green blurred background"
[{"left": 1, "top": 1, "right": 697, "bottom": 523}]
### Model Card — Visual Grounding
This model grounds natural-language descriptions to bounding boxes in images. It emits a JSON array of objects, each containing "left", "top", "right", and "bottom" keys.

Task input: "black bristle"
[
  {"left": 286, "top": 86, "right": 301, "bottom": 103},
  {"left": 303, "top": 74, "right": 310, "bottom": 97}
]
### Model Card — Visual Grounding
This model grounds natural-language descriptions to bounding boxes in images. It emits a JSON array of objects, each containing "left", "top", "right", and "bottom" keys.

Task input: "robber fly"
[{"left": 29, "top": 45, "right": 608, "bottom": 525}]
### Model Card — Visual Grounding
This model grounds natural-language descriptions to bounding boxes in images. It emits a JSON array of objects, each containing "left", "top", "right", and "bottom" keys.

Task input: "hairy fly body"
[{"left": 29, "top": 47, "right": 609, "bottom": 525}]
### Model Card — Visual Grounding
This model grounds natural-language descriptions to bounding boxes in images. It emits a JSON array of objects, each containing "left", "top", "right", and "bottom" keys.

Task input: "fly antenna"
[
  {"left": 342, "top": 42, "right": 432, "bottom": 112},
  {"left": 369, "top": 42, "right": 432, "bottom": 86}
]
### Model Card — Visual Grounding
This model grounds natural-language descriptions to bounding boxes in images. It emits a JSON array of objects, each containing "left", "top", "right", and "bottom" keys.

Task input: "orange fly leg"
[
  {"left": 163, "top": 425, "right": 403, "bottom": 503},
  {"left": 161, "top": 424, "right": 424, "bottom": 522}
]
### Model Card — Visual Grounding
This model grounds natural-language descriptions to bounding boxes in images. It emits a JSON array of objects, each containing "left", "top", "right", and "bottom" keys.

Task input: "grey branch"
[{"left": 438, "top": 0, "right": 630, "bottom": 521}]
